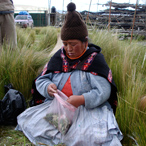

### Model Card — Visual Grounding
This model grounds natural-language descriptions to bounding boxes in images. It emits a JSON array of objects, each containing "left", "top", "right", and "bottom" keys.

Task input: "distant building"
[{"left": 14, "top": 5, "right": 48, "bottom": 13}]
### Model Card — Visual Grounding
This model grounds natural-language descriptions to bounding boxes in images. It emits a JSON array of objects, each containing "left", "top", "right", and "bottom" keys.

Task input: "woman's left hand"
[{"left": 67, "top": 95, "right": 85, "bottom": 108}]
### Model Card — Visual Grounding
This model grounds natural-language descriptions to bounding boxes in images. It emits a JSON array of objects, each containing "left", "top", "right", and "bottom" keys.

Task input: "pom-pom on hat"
[
  {"left": 61, "top": 2, "right": 88, "bottom": 41},
  {"left": 67, "top": 2, "right": 76, "bottom": 11}
]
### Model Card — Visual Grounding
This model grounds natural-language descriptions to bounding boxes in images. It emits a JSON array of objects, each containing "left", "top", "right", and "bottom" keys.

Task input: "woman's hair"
[{"left": 79, "top": 37, "right": 88, "bottom": 43}]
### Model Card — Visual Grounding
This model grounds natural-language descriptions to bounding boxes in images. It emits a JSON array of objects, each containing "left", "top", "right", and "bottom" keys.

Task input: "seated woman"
[{"left": 16, "top": 2, "right": 123, "bottom": 146}]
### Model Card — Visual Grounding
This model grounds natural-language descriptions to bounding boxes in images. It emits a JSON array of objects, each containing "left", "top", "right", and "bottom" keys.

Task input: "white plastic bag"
[{"left": 44, "top": 90, "right": 77, "bottom": 135}]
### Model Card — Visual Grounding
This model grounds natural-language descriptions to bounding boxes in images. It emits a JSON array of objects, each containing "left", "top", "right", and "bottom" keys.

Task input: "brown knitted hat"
[{"left": 61, "top": 2, "right": 88, "bottom": 41}]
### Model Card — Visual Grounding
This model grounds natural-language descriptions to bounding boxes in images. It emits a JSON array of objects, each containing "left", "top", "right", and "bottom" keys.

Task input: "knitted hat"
[{"left": 61, "top": 2, "right": 88, "bottom": 41}]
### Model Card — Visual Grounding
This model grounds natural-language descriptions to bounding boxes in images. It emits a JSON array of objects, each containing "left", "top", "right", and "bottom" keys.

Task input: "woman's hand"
[
  {"left": 67, "top": 95, "right": 85, "bottom": 108},
  {"left": 47, "top": 83, "right": 57, "bottom": 97}
]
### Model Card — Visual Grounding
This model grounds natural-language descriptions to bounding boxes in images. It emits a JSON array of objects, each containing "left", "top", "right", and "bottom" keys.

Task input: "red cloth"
[{"left": 62, "top": 76, "right": 73, "bottom": 97}]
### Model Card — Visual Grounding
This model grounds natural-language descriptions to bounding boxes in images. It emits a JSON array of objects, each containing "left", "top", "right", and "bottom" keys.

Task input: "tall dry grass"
[
  {"left": 0, "top": 26, "right": 57, "bottom": 101},
  {"left": 89, "top": 29, "right": 146, "bottom": 145}
]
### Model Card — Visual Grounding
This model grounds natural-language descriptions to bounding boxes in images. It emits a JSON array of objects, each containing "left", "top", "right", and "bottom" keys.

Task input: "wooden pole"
[
  {"left": 86, "top": 0, "right": 92, "bottom": 24},
  {"left": 62, "top": 0, "right": 64, "bottom": 24},
  {"left": 48, "top": 0, "right": 51, "bottom": 25},
  {"left": 62, "top": 0, "right": 64, "bottom": 13},
  {"left": 130, "top": 0, "right": 138, "bottom": 44},
  {"left": 108, "top": 0, "right": 112, "bottom": 31}
]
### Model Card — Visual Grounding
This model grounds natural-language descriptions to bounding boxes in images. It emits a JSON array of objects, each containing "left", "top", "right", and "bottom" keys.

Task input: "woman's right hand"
[{"left": 47, "top": 83, "right": 57, "bottom": 97}]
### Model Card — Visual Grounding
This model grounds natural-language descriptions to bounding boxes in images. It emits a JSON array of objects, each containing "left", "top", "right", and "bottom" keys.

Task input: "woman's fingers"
[
  {"left": 47, "top": 83, "right": 57, "bottom": 97},
  {"left": 67, "top": 95, "right": 85, "bottom": 108}
]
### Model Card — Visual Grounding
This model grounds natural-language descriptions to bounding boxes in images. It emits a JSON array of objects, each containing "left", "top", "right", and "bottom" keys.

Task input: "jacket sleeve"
[
  {"left": 82, "top": 73, "right": 111, "bottom": 109},
  {"left": 35, "top": 73, "right": 54, "bottom": 100}
]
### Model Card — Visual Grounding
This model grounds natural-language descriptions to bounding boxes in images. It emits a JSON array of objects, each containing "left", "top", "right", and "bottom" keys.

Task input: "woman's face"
[{"left": 63, "top": 39, "right": 88, "bottom": 59}]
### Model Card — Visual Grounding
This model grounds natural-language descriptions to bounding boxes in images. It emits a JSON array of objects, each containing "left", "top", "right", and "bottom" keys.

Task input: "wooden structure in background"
[{"left": 80, "top": 2, "right": 146, "bottom": 37}]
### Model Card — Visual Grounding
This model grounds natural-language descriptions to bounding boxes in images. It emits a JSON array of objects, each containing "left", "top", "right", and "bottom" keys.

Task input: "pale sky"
[{"left": 13, "top": 0, "right": 146, "bottom": 12}]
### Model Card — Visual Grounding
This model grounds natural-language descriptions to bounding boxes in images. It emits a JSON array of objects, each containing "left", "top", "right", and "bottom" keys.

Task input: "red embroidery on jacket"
[
  {"left": 70, "top": 61, "right": 80, "bottom": 69},
  {"left": 82, "top": 52, "right": 97, "bottom": 71},
  {"left": 90, "top": 72, "right": 98, "bottom": 75},
  {"left": 61, "top": 48, "right": 69, "bottom": 72},
  {"left": 42, "top": 63, "right": 48, "bottom": 75},
  {"left": 108, "top": 69, "right": 112, "bottom": 83},
  {"left": 54, "top": 71, "right": 61, "bottom": 73}
]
